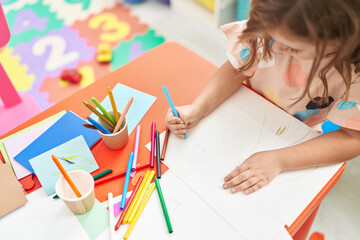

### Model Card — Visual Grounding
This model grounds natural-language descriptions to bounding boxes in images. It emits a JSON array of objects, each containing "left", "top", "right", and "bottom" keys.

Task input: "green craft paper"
[{"left": 75, "top": 200, "right": 109, "bottom": 240}]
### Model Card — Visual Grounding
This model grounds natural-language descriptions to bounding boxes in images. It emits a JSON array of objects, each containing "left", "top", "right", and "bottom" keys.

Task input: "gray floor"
[{"left": 125, "top": 1, "right": 360, "bottom": 239}]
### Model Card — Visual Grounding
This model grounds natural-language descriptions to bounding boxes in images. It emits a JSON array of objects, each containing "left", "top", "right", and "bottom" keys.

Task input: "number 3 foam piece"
[{"left": 14, "top": 111, "right": 101, "bottom": 173}]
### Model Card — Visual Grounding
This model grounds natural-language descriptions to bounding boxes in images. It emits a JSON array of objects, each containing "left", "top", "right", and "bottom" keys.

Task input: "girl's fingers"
[
  {"left": 172, "top": 124, "right": 186, "bottom": 131},
  {"left": 173, "top": 128, "right": 187, "bottom": 136},
  {"left": 167, "top": 116, "right": 184, "bottom": 124},
  {"left": 229, "top": 176, "right": 259, "bottom": 194},
  {"left": 224, "top": 164, "right": 250, "bottom": 182},
  {"left": 244, "top": 180, "right": 266, "bottom": 194},
  {"left": 223, "top": 170, "right": 252, "bottom": 189}
]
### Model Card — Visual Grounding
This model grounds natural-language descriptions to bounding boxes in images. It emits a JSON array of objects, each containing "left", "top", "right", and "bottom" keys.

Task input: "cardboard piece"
[{"left": 0, "top": 163, "right": 27, "bottom": 217}]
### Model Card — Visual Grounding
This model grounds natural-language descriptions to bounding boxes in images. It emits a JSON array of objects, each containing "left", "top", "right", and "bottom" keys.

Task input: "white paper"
[
  {"left": 0, "top": 189, "right": 89, "bottom": 239},
  {"left": 102, "top": 170, "right": 244, "bottom": 239},
  {"left": 164, "top": 87, "right": 342, "bottom": 239}
]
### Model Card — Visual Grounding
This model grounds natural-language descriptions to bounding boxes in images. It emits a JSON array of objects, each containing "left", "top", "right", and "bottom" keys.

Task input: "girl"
[{"left": 165, "top": 0, "right": 360, "bottom": 194}]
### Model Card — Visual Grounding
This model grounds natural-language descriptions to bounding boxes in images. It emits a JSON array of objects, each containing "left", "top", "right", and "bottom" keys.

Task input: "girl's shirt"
[{"left": 221, "top": 21, "right": 360, "bottom": 131}]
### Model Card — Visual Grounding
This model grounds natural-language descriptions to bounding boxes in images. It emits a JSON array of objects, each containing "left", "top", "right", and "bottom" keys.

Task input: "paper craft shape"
[
  {"left": 90, "top": 83, "right": 156, "bottom": 134},
  {"left": 0, "top": 163, "right": 27, "bottom": 217},
  {"left": 0, "top": 93, "right": 42, "bottom": 137},
  {"left": 1, "top": 111, "right": 65, "bottom": 179},
  {"left": 106, "top": 198, "right": 129, "bottom": 218},
  {"left": 29, "top": 135, "right": 99, "bottom": 195},
  {"left": 14, "top": 111, "right": 100, "bottom": 173},
  {"left": 0, "top": 60, "right": 22, "bottom": 108},
  {"left": 0, "top": 3, "right": 10, "bottom": 47}
]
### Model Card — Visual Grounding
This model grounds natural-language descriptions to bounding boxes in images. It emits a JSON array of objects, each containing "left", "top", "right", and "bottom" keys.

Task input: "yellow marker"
[
  {"left": 123, "top": 184, "right": 156, "bottom": 240},
  {"left": 108, "top": 87, "right": 119, "bottom": 122},
  {"left": 123, "top": 170, "right": 150, "bottom": 224},
  {"left": 128, "top": 170, "right": 155, "bottom": 223}
]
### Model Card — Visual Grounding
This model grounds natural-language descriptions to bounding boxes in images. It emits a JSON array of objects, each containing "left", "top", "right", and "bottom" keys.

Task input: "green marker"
[
  {"left": 154, "top": 176, "right": 173, "bottom": 233},
  {"left": 91, "top": 97, "right": 116, "bottom": 126},
  {"left": 53, "top": 169, "right": 113, "bottom": 199}
]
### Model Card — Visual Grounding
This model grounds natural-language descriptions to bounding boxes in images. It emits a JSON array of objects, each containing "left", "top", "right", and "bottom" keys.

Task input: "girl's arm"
[
  {"left": 279, "top": 127, "right": 360, "bottom": 170},
  {"left": 165, "top": 60, "right": 247, "bottom": 138},
  {"left": 223, "top": 127, "right": 360, "bottom": 194},
  {"left": 192, "top": 60, "right": 246, "bottom": 120}
]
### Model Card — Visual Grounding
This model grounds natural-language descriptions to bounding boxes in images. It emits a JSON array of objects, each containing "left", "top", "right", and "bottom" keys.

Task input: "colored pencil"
[
  {"left": 82, "top": 123, "right": 98, "bottom": 130},
  {"left": 54, "top": 169, "right": 112, "bottom": 199},
  {"left": 93, "top": 169, "right": 113, "bottom": 180},
  {"left": 162, "top": 86, "right": 187, "bottom": 139},
  {"left": 91, "top": 97, "right": 116, "bottom": 125},
  {"left": 123, "top": 184, "right": 156, "bottom": 240},
  {"left": 154, "top": 177, "right": 173, "bottom": 233},
  {"left": 123, "top": 170, "right": 151, "bottom": 224},
  {"left": 128, "top": 170, "right": 155, "bottom": 223},
  {"left": 94, "top": 163, "right": 150, "bottom": 186},
  {"left": 132, "top": 125, "right": 141, "bottom": 170},
  {"left": 115, "top": 175, "right": 143, "bottom": 231},
  {"left": 113, "top": 97, "right": 133, "bottom": 133},
  {"left": 51, "top": 155, "right": 81, "bottom": 198},
  {"left": 82, "top": 100, "right": 115, "bottom": 128},
  {"left": 108, "top": 87, "right": 119, "bottom": 122},
  {"left": 150, "top": 122, "right": 156, "bottom": 168},
  {"left": 86, "top": 116, "right": 112, "bottom": 134},
  {"left": 155, "top": 130, "right": 161, "bottom": 178},
  {"left": 120, "top": 152, "right": 134, "bottom": 209},
  {"left": 108, "top": 192, "right": 115, "bottom": 240},
  {"left": 160, "top": 128, "right": 170, "bottom": 160}
]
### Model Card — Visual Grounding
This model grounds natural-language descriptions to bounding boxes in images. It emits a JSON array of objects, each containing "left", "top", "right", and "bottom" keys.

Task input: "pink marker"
[
  {"left": 150, "top": 122, "right": 156, "bottom": 168},
  {"left": 132, "top": 125, "right": 141, "bottom": 170}
]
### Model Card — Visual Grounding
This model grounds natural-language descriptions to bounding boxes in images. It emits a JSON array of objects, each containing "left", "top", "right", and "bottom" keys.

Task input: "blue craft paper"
[
  {"left": 29, "top": 136, "right": 99, "bottom": 195},
  {"left": 14, "top": 111, "right": 100, "bottom": 173},
  {"left": 91, "top": 83, "right": 156, "bottom": 134}
]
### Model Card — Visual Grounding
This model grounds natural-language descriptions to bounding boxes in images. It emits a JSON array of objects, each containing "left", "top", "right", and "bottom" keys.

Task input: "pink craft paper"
[
  {"left": 0, "top": 94, "right": 41, "bottom": 136},
  {"left": 107, "top": 198, "right": 129, "bottom": 218},
  {"left": 0, "top": 64, "right": 22, "bottom": 108}
]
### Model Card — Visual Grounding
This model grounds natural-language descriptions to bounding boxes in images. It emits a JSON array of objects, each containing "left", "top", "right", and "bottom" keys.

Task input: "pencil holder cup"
[
  {"left": 55, "top": 170, "right": 95, "bottom": 215},
  {"left": 97, "top": 111, "right": 128, "bottom": 149}
]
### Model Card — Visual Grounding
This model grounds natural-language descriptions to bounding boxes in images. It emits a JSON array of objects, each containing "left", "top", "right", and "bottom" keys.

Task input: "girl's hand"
[
  {"left": 223, "top": 151, "right": 282, "bottom": 194},
  {"left": 165, "top": 105, "right": 201, "bottom": 138}
]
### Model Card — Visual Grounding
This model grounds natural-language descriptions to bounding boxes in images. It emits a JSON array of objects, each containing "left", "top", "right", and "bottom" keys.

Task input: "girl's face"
[
  {"left": 268, "top": 27, "right": 337, "bottom": 61},
  {"left": 268, "top": 28, "right": 316, "bottom": 60}
]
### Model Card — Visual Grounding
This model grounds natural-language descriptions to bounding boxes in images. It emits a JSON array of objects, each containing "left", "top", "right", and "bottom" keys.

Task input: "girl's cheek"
[{"left": 271, "top": 41, "right": 282, "bottom": 53}]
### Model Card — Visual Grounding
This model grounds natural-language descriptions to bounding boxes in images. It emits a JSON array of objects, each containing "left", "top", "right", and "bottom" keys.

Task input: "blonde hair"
[{"left": 238, "top": 0, "right": 360, "bottom": 103}]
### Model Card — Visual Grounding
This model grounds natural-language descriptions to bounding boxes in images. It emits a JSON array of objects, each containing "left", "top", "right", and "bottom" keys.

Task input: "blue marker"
[
  {"left": 120, "top": 152, "right": 134, "bottom": 209},
  {"left": 162, "top": 86, "right": 187, "bottom": 139},
  {"left": 86, "top": 116, "right": 111, "bottom": 134}
]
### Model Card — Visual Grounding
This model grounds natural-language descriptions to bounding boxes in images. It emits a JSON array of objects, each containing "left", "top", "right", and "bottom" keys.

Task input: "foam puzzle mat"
[{"left": 0, "top": 0, "right": 165, "bottom": 135}]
